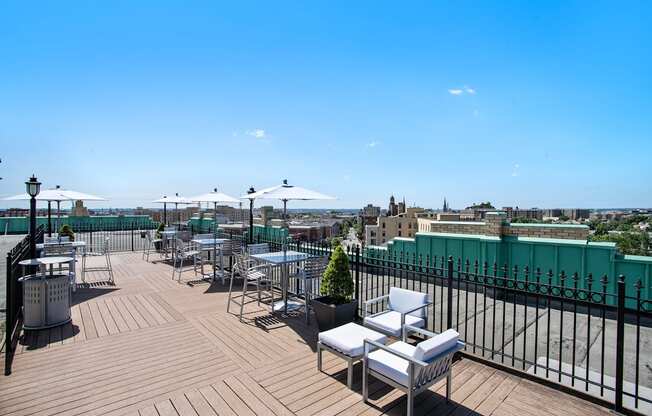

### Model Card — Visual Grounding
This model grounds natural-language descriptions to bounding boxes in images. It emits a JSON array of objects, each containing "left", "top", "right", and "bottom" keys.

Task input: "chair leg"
[
  {"left": 317, "top": 343, "right": 322, "bottom": 371},
  {"left": 239, "top": 279, "right": 248, "bottom": 322},
  {"left": 406, "top": 390, "right": 414, "bottom": 416},
  {"left": 446, "top": 371, "right": 452, "bottom": 402},
  {"left": 227, "top": 273, "right": 236, "bottom": 313},
  {"left": 362, "top": 358, "right": 368, "bottom": 402},
  {"left": 347, "top": 360, "right": 353, "bottom": 389}
]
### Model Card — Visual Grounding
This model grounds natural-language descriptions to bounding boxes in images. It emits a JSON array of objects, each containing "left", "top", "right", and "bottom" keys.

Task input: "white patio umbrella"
[
  {"left": 242, "top": 179, "right": 335, "bottom": 247},
  {"left": 4, "top": 185, "right": 106, "bottom": 235},
  {"left": 242, "top": 179, "right": 335, "bottom": 314},
  {"left": 152, "top": 193, "right": 192, "bottom": 225},
  {"left": 190, "top": 189, "right": 240, "bottom": 280}
]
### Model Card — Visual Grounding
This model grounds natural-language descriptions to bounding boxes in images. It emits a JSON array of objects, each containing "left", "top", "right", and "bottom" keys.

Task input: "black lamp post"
[
  {"left": 25, "top": 175, "right": 41, "bottom": 259},
  {"left": 247, "top": 186, "right": 255, "bottom": 243},
  {"left": 162, "top": 196, "right": 167, "bottom": 226}
]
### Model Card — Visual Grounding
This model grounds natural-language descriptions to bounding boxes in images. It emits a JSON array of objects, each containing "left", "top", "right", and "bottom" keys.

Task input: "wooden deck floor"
[{"left": 1, "top": 252, "right": 613, "bottom": 416}]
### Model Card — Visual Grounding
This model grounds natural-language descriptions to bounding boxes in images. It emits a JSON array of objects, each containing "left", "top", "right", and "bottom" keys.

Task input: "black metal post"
[
  {"left": 5, "top": 251, "right": 13, "bottom": 375},
  {"left": 47, "top": 201, "right": 52, "bottom": 237},
  {"left": 615, "top": 275, "right": 626, "bottom": 412},
  {"left": 29, "top": 196, "right": 37, "bottom": 259},
  {"left": 447, "top": 256, "right": 454, "bottom": 330},
  {"left": 249, "top": 199, "right": 254, "bottom": 244},
  {"left": 131, "top": 222, "right": 135, "bottom": 251},
  {"left": 163, "top": 203, "right": 167, "bottom": 226},
  {"left": 355, "top": 246, "right": 360, "bottom": 318}
]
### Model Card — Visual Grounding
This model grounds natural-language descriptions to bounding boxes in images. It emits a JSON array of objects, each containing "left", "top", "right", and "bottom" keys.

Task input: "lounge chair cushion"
[
  {"left": 364, "top": 311, "right": 425, "bottom": 337},
  {"left": 367, "top": 341, "right": 416, "bottom": 387},
  {"left": 414, "top": 329, "right": 460, "bottom": 362},
  {"left": 319, "top": 323, "right": 387, "bottom": 357},
  {"left": 388, "top": 287, "right": 428, "bottom": 317}
]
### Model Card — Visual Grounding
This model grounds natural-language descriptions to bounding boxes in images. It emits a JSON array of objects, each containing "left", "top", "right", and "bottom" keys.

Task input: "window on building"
[
  {"left": 382, "top": 222, "right": 386, "bottom": 229},
  {"left": 398, "top": 231, "right": 402, "bottom": 237},
  {"left": 382, "top": 232, "right": 386, "bottom": 237},
  {"left": 398, "top": 222, "right": 402, "bottom": 229},
  {"left": 408, "top": 223, "right": 412, "bottom": 229}
]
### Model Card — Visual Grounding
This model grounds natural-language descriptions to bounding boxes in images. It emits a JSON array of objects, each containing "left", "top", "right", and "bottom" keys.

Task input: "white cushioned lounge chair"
[{"left": 363, "top": 287, "right": 432, "bottom": 341}]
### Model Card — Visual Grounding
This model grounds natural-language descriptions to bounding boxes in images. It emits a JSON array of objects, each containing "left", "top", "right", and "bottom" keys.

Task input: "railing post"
[
  {"left": 615, "top": 275, "right": 626, "bottom": 412},
  {"left": 5, "top": 251, "right": 13, "bottom": 375},
  {"left": 447, "top": 256, "right": 454, "bottom": 330},
  {"left": 355, "top": 246, "right": 360, "bottom": 319},
  {"left": 131, "top": 223, "right": 135, "bottom": 251}
]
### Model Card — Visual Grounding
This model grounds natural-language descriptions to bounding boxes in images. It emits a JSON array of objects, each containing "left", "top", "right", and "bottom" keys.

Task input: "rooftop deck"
[{"left": 1, "top": 253, "right": 613, "bottom": 416}]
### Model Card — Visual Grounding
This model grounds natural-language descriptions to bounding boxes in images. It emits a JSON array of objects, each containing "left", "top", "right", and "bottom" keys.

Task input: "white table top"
[
  {"left": 250, "top": 250, "right": 312, "bottom": 265},
  {"left": 37, "top": 241, "right": 86, "bottom": 249},
  {"left": 192, "top": 238, "right": 228, "bottom": 245},
  {"left": 19, "top": 256, "right": 74, "bottom": 266}
]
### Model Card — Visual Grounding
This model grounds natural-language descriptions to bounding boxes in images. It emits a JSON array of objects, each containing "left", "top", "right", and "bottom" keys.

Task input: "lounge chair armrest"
[
  {"left": 399, "top": 302, "right": 432, "bottom": 326},
  {"left": 403, "top": 325, "right": 438, "bottom": 340},
  {"left": 363, "top": 339, "right": 428, "bottom": 367},
  {"left": 363, "top": 294, "right": 389, "bottom": 317}
]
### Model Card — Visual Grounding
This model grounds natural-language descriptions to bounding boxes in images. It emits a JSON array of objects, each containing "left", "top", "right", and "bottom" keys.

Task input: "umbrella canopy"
[
  {"left": 241, "top": 180, "right": 335, "bottom": 247},
  {"left": 152, "top": 194, "right": 192, "bottom": 204},
  {"left": 4, "top": 186, "right": 106, "bottom": 235},
  {"left": 4, "top": 188, "right": 70, "bottom": 202},
  {"left": 242, "top": 180, "right": 335, "bottom": 201},
  {"left": 152, "top": 193, "right": 192, "bottom": 225},
  {"left": 190, "top": 189, "right": 239, "bottom": 204}
]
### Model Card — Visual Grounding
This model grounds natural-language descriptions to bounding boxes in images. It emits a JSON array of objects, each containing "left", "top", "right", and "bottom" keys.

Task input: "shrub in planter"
[
  {"left": 313, "top": 245, "right": 356, "bottom": 331},
  {"left": 154, "top": 223, "right": 165, "bottom": 250},
  {"left": 58, "top": 224, "right": 75, "bottom": 241}
]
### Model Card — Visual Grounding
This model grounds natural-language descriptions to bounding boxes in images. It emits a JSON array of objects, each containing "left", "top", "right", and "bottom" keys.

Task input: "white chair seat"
[
  {"left": 245, "top": 270, "right": 268, "bottom": 281},
  {"left": 364, "top": 311, "right": 425, "bottom": 337},
  {"left": 319, "top": 322, "right": 387, "bottom": 357},
  {"left": 367, "top": 341, "right": 416, "bottom": 387}
]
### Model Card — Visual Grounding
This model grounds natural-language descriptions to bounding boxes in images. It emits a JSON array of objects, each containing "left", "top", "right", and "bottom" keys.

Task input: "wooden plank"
[
  {"left": 169, "top": 393, "right": 199, "bottom": 416},
  {"left": 87, "top": 300, "right": 109, "bottom": 338},
  {"left": 104, "top": 297, "right": 131, "bottom": 333},
  {"left": 212, "top": 382, "right": 256, "bottom": 416},
  {"left": 234, "top": 373, "right": 293, "bottom": 416},
  {"left": 96, "top": 297, "right": 121, "bottom": 335},
  {"left": 183, "top": 390, "right": 218, "bottom": 416},
  {"left": 154, "top": 399, "right": 178, "bottom": 416},
  {"left": 198, "top": 385, "right": 237, "bottom": 416}
]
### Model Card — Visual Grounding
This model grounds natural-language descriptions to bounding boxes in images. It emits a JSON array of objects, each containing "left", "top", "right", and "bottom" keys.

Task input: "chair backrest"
[
  {"left": 174, "top": 238, "right": 186, "bottom": 253},
  {"left": 303, "top": 256, "right": 328, "bottom": 280},
  {"left": 388, "top": 287, "right": 428, "bottom": 318},
  {"left": 43, "top": 243, "right": 75, "bottom": 257},
  {"left": 247, "top": 243, "right": 269, "bottom": 255},
  {"left": 177, "top": 230, "right": 192, "bottom": 242},
  {"left": 414, "top": 329, "right": 459, "bottom": 362},
  {"left": 233, "top": 253, "right": 250, "bottom": 274}
]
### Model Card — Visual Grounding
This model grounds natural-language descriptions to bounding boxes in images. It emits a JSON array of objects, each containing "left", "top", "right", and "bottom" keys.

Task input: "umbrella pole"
[
  {"left": 163, "top": 203, "right": 167, "bottom": 226},
  {"left": 282, "top": 199, "right": 288, "bottom": 253},
  {"left": 47, "top": 201, "right": 52, "bottom": 237},
  {"left": 249, "top": 198, "right": 254, "bottom": 244},
  {"left": 56, "top": 201, "right": 61, "bottom": 235}
]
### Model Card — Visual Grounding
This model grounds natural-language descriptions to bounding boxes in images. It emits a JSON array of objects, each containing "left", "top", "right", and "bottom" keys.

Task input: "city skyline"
[{"left": 2, "top": 2, "right": 651, "bottom": 209}]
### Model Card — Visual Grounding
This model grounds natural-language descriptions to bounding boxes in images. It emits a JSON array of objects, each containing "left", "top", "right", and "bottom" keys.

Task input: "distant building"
[
  {"left": 388, "top": 196, "right": 398, "bottom": 216},
  {"left": 365, "top": 206, "right": 424, "bottom": 245},
  {"left": 71, "top": 200, "right": 89, "bottom": 217},
  {"left": 543, "top": 208, "right": 591, "bottom": 220},
  {"left": 443, "top": 198, "right": 450, "bottom": 212},
  {"left": 502, "top": 207, "right": 542, "bottom": 220},
  {"left": 360, "top": 203, "right": 381, "bottom": 227}
]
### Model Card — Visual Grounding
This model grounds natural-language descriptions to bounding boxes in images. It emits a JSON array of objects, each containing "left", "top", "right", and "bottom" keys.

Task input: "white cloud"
[
  {"left": 511, "top": 163, "right": 520, "bottom": 177},
  {"left": 366, "top": 140, "right": 380, "bottom": 148},
  {"left": 246, "top": 129, "right": 266, "bottom": 139},
  {"left": 448, "top": 86, "right": 476, "bottom": 96}
]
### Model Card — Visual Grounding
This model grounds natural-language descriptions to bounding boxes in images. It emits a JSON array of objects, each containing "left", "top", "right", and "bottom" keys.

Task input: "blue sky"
[{"left": 1, "top": 1, "right": 650, "bottom": 210}]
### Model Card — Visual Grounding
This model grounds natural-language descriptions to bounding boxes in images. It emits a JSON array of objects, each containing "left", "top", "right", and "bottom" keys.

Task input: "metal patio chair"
[
  {"left": 82, "top": 237, "right": 114, "bottom": 284},
  {"left": 363, "top": 327, "right": 464, "bottom": 416},
  {"left": 363, "top": 287, "right": 432, "bottom": 341}
]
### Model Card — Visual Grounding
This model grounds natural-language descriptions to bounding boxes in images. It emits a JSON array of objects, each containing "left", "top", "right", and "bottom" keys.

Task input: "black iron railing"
[
  {"left": 3, "top": 225, "right": 44, "bottom": 376},
  {"left": 243, "top": 234, "right": 648, "bottom": 415}
]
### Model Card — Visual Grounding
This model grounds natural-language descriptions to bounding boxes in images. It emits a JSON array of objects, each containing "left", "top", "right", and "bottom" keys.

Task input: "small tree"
[
  {"left": 320, "top": 245, "right": 354, "bottom": 304},
  {"left": 59, "top": 224, "right": 75, "bottom": 241},
  {"left": 155, "top": 223, "right": 165, "bottom": 239}
]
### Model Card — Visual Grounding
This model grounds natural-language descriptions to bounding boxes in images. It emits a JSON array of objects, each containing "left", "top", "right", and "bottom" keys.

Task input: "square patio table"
[
  {"left": 249, "top": 250, "right": 314, "bottom": 315},
  {"left": 192, "top": 238, "right": 228, "bottom": 282}
]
